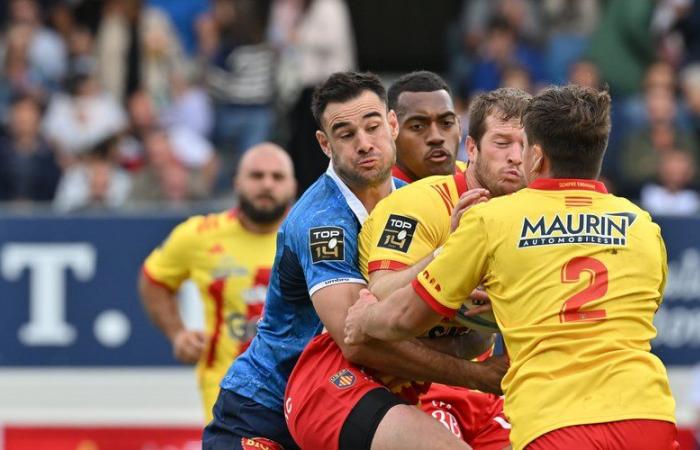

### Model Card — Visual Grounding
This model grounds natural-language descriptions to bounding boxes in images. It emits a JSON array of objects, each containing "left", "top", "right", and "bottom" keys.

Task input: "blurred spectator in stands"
[
  {"left": 587, "top": 0, "right": 655, "bottom": 96},
  {"left": 147, "top": 0, "right": 210, "bottom": 56},
  {"left": 567, "top": 58, "right": 602, "bottom": 89},
  {"left": 0, "top": 24, "right": 44, "bottom": 123},
  {"left": 500, "top": 63, "right": 533, "bottom": 93},
  {"left": 681, "top": 63, "right": 700, "bottom": 143},
  {"left": 197, "top": 0, "right": 275, "bottom": 182},
  {"left": 619, "top": 87, "right": 699, "bottom": 195},
  {"left": 95, "top": 0, "right": 186, "bottom": 105},
  {"left": 53, "top": 135, "right": 132, "bottom": 212},
  {"left": 542, "top": 0, "right": 600, "bottom": 84},
  {"left": 464, "top": 15, "right": 545, "bottom": 96},
  {"left": 160, "top": 70, "right": 214, "bottom": 138},
  {"left": 4, "top": 0, "right": 68, "bottom": 90},
  {"left": 450, "top": 0, "right": 542, "bottom": 97},
  {"left": 42, "top": 71, "right": 127, "bottom": 164},
  {"left": 130, "top": 128, "right": 210, "bottom": 204},
  {"left": 125, "top": 89, "right": 217, "bottom": 188},
  {"left": 268, "top": 0, "right": 356, "bottom": 195},
  {"left": 674, "top": 0, "right": 700, "bottom": 64},
  {"left": 66, "top": 25, "right": 97, "bottom": 79},
  {"left": 640, "top": 149, "right": 699, "bottom": 215},
  {"left": 622, "top": 61, "right": 689, "bottom": 131},
  {"left": 0, "top": 95, "right": 61, "bottom": 203}
]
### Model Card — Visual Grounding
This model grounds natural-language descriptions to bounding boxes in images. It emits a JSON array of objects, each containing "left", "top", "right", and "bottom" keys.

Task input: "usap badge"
[
  {"left": 378, "top": 214, "right": 418, "bottom": 253},
  {"left": 330, "top": 368, "right": 356, "bottom": 389},
  {"left": 309, "top": 226, "right": 345, "bottom": 263}
]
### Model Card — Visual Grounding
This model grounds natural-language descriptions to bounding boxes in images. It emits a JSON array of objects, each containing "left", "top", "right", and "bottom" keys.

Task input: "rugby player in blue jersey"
[{"left": 203, "top": 71, "right": 505, "bottom": 450}]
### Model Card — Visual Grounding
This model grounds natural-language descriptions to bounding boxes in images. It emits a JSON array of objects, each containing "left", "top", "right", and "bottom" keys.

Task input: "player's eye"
[
  {"left": 366, "top": 124, "right": 380, "bottom": 133},
  {"left": 410, "top": 123, "right": 425, "bottom": 131},
  {"left": 495, "top": 141, "right": 510, "bottom": 147},
  {"left": 441, "top": 119, "right": 455, "bottom": 128},
  {"left": 339, "top": 131, "right": 354, "bottom": 140}
]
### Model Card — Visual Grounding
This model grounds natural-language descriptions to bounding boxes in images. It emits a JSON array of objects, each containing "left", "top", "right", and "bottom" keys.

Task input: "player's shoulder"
[{"left": 283, "top": 174, "right": 360, "bottom": 241}]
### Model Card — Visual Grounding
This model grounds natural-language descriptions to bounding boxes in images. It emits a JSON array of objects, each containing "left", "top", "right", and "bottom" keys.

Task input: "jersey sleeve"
[
  {"left": 293, "top": 218, "right": 366, "bottom": 297},
  {"left": 142, "top": 216, "right": 200, "bottom": 291},
  {"left": 364, "top": 188, "right": 448, "bottom": 274},
  {"left": 412, "top": 207, "right": 490, "bottom": 318}
]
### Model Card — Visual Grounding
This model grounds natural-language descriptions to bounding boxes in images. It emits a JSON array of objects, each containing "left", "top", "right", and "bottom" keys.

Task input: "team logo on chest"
[
  {"left": 378, "top": 214, "right": 418, "bottom": 253},
  {"left": 330, "top": 368, "right": 356, "bottom": 389},
  {"left": 309, "top": 226, "right": 345, "bottom": 263}
]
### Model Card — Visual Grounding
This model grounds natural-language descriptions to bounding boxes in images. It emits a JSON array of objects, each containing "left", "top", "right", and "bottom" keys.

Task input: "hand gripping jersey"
[
  {"left": 142, "top": 210, "right": 276, "bottom": 420},
  {"left": 413, "top": 178, "right": 676, "bottom": 450},
  {"left": 220, "top": 165, "right": 401, "bottom": 411}
]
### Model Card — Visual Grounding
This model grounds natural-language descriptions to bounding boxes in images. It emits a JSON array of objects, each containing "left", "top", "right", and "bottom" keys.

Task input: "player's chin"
[{"left": 498, "top": 179, "right": 525, "bottom": 195}]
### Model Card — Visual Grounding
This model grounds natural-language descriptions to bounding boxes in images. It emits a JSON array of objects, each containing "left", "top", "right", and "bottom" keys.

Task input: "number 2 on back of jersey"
[{"left": 559, "top": 257, "right": 608, "bottom": 323}]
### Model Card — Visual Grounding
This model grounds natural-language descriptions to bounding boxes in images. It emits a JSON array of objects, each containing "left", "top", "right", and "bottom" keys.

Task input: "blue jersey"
[{"left": 220, "top": 165, "right": 401, "bottom": 410}]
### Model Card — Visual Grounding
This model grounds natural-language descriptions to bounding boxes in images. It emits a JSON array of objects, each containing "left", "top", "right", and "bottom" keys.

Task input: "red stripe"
[
  {"left": 529, "top": 178, "right": 607, "bottom": 193},
  {"left": 141, "top": 266, "right": 176, "bottom": 293},
  {"left": 392, "top": 165, "right": 414, "bottom": 183},
  {"left": 367, "top": 260, "right": 409, "bottom": 273},
  {"left": 431, "top": 184, "right": 453, "bottom": 215},
  {"left": 453, "top": 169, "right": 468, "bottom": 197},
  {"left": 411, "top": 279, "right": 457, "bottom": 319},
  {"left": 206, "top": 279, "right": 225, "bottom": 368}
]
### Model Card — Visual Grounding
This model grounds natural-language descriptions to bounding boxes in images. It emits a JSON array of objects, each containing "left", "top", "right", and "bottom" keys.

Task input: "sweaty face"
[
  {"left": 469, "top": 113, "right": 526, "bottom": 196},
  {"left": 237, "top": 151, "right": 296, "bottom": 224},
  {"left": 319, "top": 91, "right": 397, "bottom": 189},
  {"left": 395, "top": 90, "right": 460, "bottom": 180}
]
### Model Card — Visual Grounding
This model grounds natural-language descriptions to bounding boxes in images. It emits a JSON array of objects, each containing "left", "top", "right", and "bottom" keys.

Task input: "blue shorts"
[{"left": 202, "top": 388, "right": 299, "bottom": 450}]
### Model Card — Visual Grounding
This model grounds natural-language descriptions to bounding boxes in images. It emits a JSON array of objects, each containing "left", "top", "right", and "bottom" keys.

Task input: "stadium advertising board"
[{"left": 0, "top": 214, "right": 698, "bottom": 367}]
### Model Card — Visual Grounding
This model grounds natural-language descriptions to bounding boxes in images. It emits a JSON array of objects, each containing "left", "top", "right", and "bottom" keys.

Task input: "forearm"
[
  {"left": 139, "top": 275, "right": 184, "bottom": 341},
  {"left": 369, "top": 253, "right": 433, "bottom": 300},
  {"left": 418, "top": 331, "right": 495, "bottom": 360},
  {"left": 348, "top": 338, "right": 488, "bottom": 389}
]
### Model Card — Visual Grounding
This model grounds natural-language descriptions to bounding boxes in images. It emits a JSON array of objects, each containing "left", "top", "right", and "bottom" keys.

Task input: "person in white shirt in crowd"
[{"left": 640, "top": 148, "right": 700, "bottom": 216}]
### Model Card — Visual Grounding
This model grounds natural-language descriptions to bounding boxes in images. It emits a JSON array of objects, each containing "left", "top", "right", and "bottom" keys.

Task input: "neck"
[
  {"left": 347, "top": 177, "right": 393, "bottom": 214},
  {"left": 237, "top": 210, "right": 284, "bottom": 234},
  {"left": 465, "top": 165, "right": 484, "bottom": 190}
]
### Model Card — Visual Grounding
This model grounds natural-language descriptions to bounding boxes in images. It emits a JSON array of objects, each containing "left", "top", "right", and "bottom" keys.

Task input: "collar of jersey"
[
  {"left": 325, "top": 163, "right": 398, "bottom": 224},
  {"left": 528, "top": 178, "right": 608, "bottom": 193}
]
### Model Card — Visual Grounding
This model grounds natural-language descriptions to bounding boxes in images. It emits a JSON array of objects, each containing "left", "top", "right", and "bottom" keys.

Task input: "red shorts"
[
  {"left": 284, "top": 333, "right": 394, "bottom": 450},
  {"left": 526, "top": 419, "right": 679, "bottom": 450},
  {"left": 420, "top": 384, "right": 510, "bottom": 450}
]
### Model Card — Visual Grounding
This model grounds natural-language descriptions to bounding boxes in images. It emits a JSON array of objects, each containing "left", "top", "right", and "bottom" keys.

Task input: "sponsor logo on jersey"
[
  {"left": 378, "top": 214, "right": 418, "bottom": 253},
  {"left": 518, "top": 212, "right": 637, "bottom": 248},
  {"left": 309, "top": 226, "right": 344, "bottom": 263},
  {"left": 330, "top": 368, "right": 356, "bottom": 389}
]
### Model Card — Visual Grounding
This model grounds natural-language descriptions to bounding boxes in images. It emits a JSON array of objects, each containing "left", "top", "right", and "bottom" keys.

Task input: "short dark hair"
[
  {"left": 468, "top": 87, "right": 531, "bottom": 146},
  {"left": 522, "top": 84, "right": 611, "bottom": 179},
  {"left": 311, "top": 71, "right": 387, "bottom": 130},
  {"left": 387, "top": 71, "right": 451, "bottom": 116}
]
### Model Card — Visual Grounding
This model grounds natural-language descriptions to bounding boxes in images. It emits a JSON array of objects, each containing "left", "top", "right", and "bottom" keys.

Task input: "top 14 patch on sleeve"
[
  {"left": 378, "top": 214, "right": 418, "bottom": 253},
  {"left": 309, "top": 226, "right": 345, "bottom": 263}
]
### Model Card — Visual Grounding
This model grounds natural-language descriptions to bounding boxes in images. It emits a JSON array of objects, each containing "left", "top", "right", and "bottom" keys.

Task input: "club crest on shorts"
[
  {"left": 378, "top": 214, "right": 418, "bottom": 253},
  {"left": 330, "top": 368, "right": 356, "bottom": 389},
  {"left": 309, "top": 226, "right": 345, "bottom": 263}
]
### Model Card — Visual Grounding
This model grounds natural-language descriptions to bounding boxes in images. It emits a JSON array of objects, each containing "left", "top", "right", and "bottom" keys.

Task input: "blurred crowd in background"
[{"left": 0, "top": 0, "right": 699, "bottom": 215}]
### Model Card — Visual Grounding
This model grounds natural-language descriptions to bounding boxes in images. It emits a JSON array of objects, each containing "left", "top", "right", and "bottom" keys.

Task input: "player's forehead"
[
  {"left": 240, "top": 148, "right": 291, "bottom": 175},
  {"left": 397, "top": 90, "right": 454, "bottom": 120},
  {"left": 483, "top": 112, "right": 523, "bottom": 138},
  {"left": 322, "top": 90, "right": 387, "bottom": 131}
]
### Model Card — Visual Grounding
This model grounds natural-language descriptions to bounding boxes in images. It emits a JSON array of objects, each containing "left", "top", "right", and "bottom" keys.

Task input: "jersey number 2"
[{"left": 560, "top": 257, "right": 607, "bottom": 323}]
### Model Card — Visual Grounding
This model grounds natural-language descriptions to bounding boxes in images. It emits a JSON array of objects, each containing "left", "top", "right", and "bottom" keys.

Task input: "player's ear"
[
  {"left": 316, "top": 130, "right": 332, "bottom": 159},
  {"left": 532, "top": 144, "right": 544, "bottom": 173},
  {"left": 466, "top": 136, "right": 478, "bottom": 163},
  {"left": 387, "top": 109, "right": 399, "bottom": 140}
]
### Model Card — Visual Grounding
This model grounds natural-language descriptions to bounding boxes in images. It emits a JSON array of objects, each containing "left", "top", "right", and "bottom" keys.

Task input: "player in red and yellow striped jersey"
[
  {"left": 345, "top": 85, "right": 678, "bottom": 450},
  {"left": 359, "top": 83, "right": 531, "bottom": 450},
  {"left": 139, "top": 143, "right": 296, "bottom": 422}
]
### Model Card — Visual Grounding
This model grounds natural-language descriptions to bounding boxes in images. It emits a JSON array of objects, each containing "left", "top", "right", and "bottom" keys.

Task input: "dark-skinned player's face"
[{"left": 394, "top": 90, "right": 460, "bottom": 180}]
